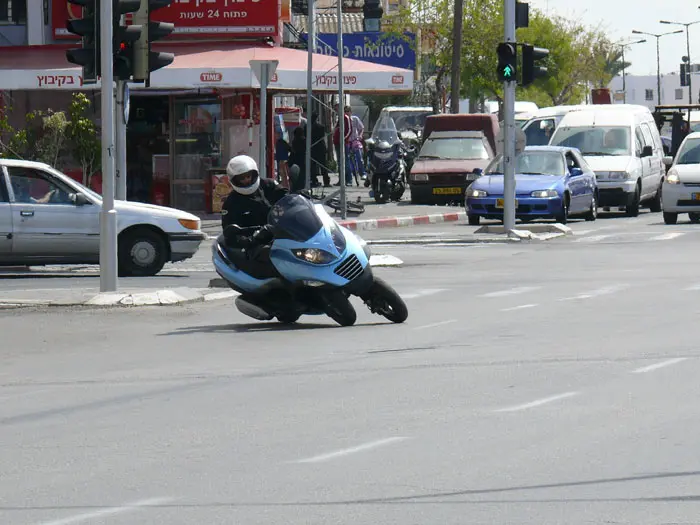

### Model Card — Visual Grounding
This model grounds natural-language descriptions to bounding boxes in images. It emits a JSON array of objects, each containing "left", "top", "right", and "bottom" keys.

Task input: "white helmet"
[{"left": 227, "top": 155, "right": 260, "bottom": 195}]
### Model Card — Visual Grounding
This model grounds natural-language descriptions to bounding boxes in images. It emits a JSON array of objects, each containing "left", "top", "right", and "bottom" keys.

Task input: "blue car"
[{"left": 465, "top": 146, "right": 598, "bottom": 225}]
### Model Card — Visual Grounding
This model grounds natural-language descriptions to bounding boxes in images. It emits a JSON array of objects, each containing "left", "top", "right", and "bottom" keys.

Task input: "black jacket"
[{"left": 221, "top": 179, "right": 288, "bottom": 231}]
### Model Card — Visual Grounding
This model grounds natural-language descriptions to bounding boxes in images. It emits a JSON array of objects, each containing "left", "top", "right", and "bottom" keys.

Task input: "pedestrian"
[
  {"left": 288, "top": 126, "right": 309, "bottom": 192},
  {"left": 347, "top": 105, "right": 366, "bottom": 183},
  {"left": 333, "top": 104, "right": 353, "bottom": 186},
  {"left": 275, "top": 131, "right": 291, "bottom": 189},
  {"left": 311, "top": 112, "right": 330, "bottom": 187}
]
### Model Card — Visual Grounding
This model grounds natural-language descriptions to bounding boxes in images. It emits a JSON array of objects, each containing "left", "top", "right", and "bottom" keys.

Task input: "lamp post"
[
  {"left": 632, "top": 28, "right": 684, "bottom": 105},
  {"left": 661, "top": 19, "right": 700, "bottom": 104},
  {"left": 615, "top": 39, "right": 646, "bottom": 103}
]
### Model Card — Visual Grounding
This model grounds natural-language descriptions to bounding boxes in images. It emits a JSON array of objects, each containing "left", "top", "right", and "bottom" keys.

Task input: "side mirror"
[
  {"left": 641, "top": 145, "right": 653, "bottom": 158},
  {"left": 663, "top": 156, "right": 674, "bottom": 167},
  {"left": 71, "top": 193, "right": 90, "bottom": 206},
  {"left": 365, "top": 138, "right": 376, "bottom": 150},
  {"left": 472, "top": 168, "right": 483, "bottom": 175},
  {"left": 570, "top": 167, "right": 584, "bottom": 177}
]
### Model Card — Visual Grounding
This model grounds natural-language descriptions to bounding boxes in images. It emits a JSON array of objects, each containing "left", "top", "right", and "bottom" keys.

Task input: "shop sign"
[
  {"left": 37, "top": 73, "right": 84, "bottom": 88},
  {"left": 200, "top": 71, "right": 223, "bottom": 82},
  {"left": 52, "top": 0, "right": 280, "bottom": 39},
  {"left": 309, "top": 32, "right": 416, "bottom": 70},
  {"left": 314, "top": 74, "right": 358, "bottom": 87}
]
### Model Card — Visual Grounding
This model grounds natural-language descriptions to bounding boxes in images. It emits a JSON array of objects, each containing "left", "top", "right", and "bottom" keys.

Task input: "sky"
[{"left": 527, "top": 0, "right": 700, "bottom": 77}]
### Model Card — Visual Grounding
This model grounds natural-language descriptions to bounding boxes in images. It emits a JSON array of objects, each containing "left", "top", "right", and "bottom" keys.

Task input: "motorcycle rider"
[{"left": 221, "top": 155, "right": 288, "bottom": 274}]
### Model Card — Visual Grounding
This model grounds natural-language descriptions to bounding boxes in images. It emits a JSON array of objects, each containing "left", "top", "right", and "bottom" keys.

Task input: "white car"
[
  {"left": 663, "top": 132, "right": 700, "bottom": 225},
  {"left": 0, "top": 159, "right": 206, "bottom": 276}
]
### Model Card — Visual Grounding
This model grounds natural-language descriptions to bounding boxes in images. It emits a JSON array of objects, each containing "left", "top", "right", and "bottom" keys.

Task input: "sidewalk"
[{"left": 200, "top": 186, "right": 466, "bottom": 236}]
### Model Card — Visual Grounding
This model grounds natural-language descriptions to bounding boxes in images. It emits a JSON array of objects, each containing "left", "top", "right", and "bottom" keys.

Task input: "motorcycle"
[
  {"left": 212, "top": 194, "right": 408, "bottom": 327},
  {"left": 364, "top": 114, "right": 407, "bottom": 204}
]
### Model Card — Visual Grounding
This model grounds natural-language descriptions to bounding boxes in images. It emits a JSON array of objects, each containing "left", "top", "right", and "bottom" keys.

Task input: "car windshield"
[
  {"left": 45, "top": 165, "right": 102, "bottom": 200},
  {"left": 418, "top": 137, "right": 490, "bottom": 160},
  {"left": 485, "top": 151, "right": 566, "bottom": 176},
  {"left": 550, "top": 125, "right": 631, "bottom": 156},
  {"left": 371, "top": 114, "right": 399, "bottom": 144},
  {"left": 676, "top": 138, "right": 700, "bottom": 165},
  {"left": 390, "top": 110, "right": 432, "bottom": 131},
  {"left": 268, "top": 194, "right": 324, "bottom": 242}
]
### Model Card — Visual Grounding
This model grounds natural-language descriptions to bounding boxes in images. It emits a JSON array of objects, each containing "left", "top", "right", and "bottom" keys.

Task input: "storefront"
[{"left": 0, "top": 42, "right": 413, "bottom": 213}]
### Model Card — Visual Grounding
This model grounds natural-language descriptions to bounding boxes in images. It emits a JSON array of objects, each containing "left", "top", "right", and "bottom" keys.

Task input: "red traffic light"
[{"left": 120, "top": 42, "right": 126, "bottom": 51}]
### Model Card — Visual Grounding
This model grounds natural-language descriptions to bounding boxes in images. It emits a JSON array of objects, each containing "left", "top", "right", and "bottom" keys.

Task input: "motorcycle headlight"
[
  {"left": 470, "top": 189, "right": 488, "bottom": 198},
  {"left": 530, "top": 189, "right": 558, "bottom": 198},
  {"left": 292, "top": 248, "right": 337, "bottom": 264},
  {"left": 666, "top": 171, "right": 681, "bottom": 185}
]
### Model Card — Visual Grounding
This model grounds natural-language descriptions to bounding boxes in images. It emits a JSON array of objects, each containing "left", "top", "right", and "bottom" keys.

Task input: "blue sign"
[{"left": 304, "top": 32, "right": 416, "bottom": 70}]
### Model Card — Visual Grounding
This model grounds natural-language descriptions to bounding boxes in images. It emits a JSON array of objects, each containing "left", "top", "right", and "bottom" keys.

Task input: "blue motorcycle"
[{"left": 212, "top": 194, "right": 408, "bottom": 326}]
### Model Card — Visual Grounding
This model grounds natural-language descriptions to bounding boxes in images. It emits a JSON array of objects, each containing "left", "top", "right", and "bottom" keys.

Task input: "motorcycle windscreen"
[
  {"left": 268, "top": 194, "right": 324, "bottom": 242},
  {"left": 371, "top": 114, "right": 399, "bottom": 145}
]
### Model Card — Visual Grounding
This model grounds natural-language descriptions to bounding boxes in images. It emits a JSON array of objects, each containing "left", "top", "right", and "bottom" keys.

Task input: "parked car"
[
  {"left": 465, "top": 146, "right": 598, "bottom": 225},
  {"left": 0, "top": 159, "right": 206, "bottom": 276},
  {"left": 409, "top": 130, "right": 494, "bottom": 204},
  {"left": 662, "top": 131, "right": 700, "bottom": 224},
  {"left": 549, "top": 105, "right": 667, "bottom": 217}
]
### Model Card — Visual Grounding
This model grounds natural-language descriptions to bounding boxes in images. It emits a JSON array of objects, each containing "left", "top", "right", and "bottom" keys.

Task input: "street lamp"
[
  {"left": 632, "top": 28, "right": 684, "bottom": 105},
  {"left": 660, "top": 19, "right": 700, "bottom": 104},
  {"left": 615, "top": 39, "right": 646, "bottom": 103}
]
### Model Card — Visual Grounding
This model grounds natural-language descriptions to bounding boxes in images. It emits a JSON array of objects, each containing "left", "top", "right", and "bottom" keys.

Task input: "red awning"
[{"left": 0, "top": 42, "right": 413, "bottom": 93}]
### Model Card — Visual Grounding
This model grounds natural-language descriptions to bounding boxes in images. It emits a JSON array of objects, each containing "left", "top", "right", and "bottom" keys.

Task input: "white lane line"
[
  {"left": 501, "top": 303, "right": 538, "bottom": 312},
  {"left": 480, "top": 286, "right": 540, "bottom": 298},
  {"left": 414, "top": 319, "right": 457, "bottom": 330},
  {"left": 36, "top": 497, "right": 172, "bottom": 525},
  {"left": 648, "top": 232, "right": 686, "bottom": 241},
  {"left": 494, "top": 392, "right": 579, "bottom": 413},
  {"left": 572, "top": 234, "right": 613, "bottom": 243},
  {"left": 402, "top": 289, "right": 446, "bottom": 300},
  {"left": 686, "top": 283, "right": 700, "bottom": 291},
  {"left": 295, "top": 437, "right": 410, "bottom": 464},
  {"left": 559, "top": 284, "right": 628, "bottom": 301},
  {"left": 631, "top": 358, "right": 688, "bottom": 374}
]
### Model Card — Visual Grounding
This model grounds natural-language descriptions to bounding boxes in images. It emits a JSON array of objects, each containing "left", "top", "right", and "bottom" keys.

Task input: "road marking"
[
  {"left": 501, "top": 303, "right": 538, "bottom": 312},
  {"left": 36, "top": 497, "right": 172, "bottom": 525},
  {"left": 402, "top": 289, "right": 446, "bottom": 300},
  {"left": 494, "top": 392, "right": 579, "bottom": 413},
  {"left": 414, "top": 319, "right": 457, "bottom": 330},
  {"left": 685, "top": 283, "right": 700, "bottom": 291},
  {"left": 203, "top": 291, "right": 239, "bottom": 302},
  {"left": 559, "top": 284, "right": 628, "bottom": 301},
  {"left": 648, "top": 232, "right": 686, "bottom": 241},
  {"left": 572, "top": 234, "right": 613, "bottom": 243},
  {"left": 480, "top": 286, "right": 540, "bottom": 298},
  {"left": 295, "top": 437, "right": 410, "bottom": 463},
  {"left": 631, "top": 358, "right": 687, "bottom": 374}
]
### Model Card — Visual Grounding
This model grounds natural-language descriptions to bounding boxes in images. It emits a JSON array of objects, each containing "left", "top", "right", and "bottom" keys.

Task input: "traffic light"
[
  {"left": 521, "top": 44, "right": 549, "bottom": 86},
  {"left": 681, "top": 63, "right": 690, "bottom": 87},
  {"left": 363, "top": 0, "right": 383, "bottom": 32},
  {"left": 497, "top": 42, "right": 517, "bottom": 83},
  {"left": 133, "top": 0, "right": 176, "bottom": 85},
  {"left": 65, "top": 0, "right": 100, "bottom": 84},
  {"left": 113, "top": 0, "right": 143, "bottom": 80}
]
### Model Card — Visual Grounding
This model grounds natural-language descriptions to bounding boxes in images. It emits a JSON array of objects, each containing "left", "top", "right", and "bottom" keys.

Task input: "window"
[
  {"left": 418, "top": 136, "right": 490, "bottom": 160},
  {"left": 676, "top": 89, "right": 684, "bottom": 100},
  {"left": 7, "top": 167, "right": 75, "bottom": 205},
  {"left": 524, "top": 118, "right": 556, "bottom": 146},
  {"left": 645, "top": 89, "right": 654, "bottom": 101},
  {"left": 0, "top": 0, "right": 26, "bottom": 23},
  {"left": 0, "top": 171, "right": 8, "bottom": 202},
  {"left": 640, "top": 123, "right": 654, "bottom": 151},
  {"left": 551, "top": 126, "right": 631, "bottom": 156}
]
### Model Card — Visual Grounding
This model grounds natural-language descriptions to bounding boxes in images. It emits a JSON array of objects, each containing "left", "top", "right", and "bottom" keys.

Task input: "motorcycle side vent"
[{"left": 334, "top": 254, "right": 364, "bottom": 281}]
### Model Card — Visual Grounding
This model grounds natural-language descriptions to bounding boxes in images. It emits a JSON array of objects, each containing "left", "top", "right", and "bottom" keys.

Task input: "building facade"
[{"left": 608, "top": 72, "right": 698, "bottom": 109}]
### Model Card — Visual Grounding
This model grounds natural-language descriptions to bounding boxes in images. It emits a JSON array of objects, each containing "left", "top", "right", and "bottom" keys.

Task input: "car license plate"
[
  {"left": 495, "top": 198, "right": 518, "bottom": 209},
  {"left": 693, "top": 193, "right": 700, "bottom": 201},
  {"left": 433, "top": 187, "right": 462, "bottom": 195}
]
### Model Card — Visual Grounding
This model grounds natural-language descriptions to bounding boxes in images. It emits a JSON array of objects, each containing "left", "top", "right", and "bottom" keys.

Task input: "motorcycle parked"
[
  {"left": 212, "top": 194, "right": 408, "bottom": 327},
  {"left": 364, "top": 115, "right": 407, "bottom": 204}
]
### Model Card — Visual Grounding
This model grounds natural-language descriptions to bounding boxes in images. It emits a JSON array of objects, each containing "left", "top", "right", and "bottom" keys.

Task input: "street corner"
[
  {"left": 474, "top": 223, "right": 572, "bottom": 242},
  {"left": 339, "top": 210, "right": 467, "bottom": 232}
]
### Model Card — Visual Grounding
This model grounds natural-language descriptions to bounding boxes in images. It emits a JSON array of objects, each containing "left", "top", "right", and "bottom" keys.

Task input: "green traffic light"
[{"left": 503, "top": 65, "right": 513, "bottom": 78}]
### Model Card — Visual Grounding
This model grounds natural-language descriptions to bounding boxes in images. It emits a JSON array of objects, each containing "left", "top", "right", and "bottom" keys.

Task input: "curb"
[{"left": 338, "top": 211, "right": 466, "bottom": 232}]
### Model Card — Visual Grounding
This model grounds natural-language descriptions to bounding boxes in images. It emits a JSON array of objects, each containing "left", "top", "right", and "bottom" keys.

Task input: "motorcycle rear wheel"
[{"left": 364, "top": 277, "right": 408, "bottom": 323}]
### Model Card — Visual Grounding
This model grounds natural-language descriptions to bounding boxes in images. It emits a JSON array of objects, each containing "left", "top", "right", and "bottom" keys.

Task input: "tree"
[{"left": 67, "top": 93, "right": 101, "bottom": 187}]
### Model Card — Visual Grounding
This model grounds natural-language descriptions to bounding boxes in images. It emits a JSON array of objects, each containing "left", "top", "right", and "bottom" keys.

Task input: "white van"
[
  {"left": 549, "top": 106, "right": 667, "bottom": 216},
  {"left": 522, "top": 105, "right": 589, "bottom": 146}
]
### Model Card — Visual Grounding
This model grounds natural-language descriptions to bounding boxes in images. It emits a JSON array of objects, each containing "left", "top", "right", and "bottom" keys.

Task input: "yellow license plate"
[
  {"left": 495, "top": 198, "right": 518, "bottom": 208},
  {"left": 693, "top": 193, "right": 700, "bottom": 201},
  {"left": 433, "top": 187, "right": 462, "bottom": 195}
]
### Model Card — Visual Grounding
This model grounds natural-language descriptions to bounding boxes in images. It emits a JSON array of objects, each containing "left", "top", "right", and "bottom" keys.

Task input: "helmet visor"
[{"left": 232, "top": 170, "right": 258, "bottom": 188}]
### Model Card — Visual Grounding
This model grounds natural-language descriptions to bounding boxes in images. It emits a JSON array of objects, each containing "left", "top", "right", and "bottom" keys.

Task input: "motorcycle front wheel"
[
  {"left": 321, "top": 290, "right": 357, "bottom": 326},
  {"left": 363, "top": 277, "right": 408, "bottom": 323}
]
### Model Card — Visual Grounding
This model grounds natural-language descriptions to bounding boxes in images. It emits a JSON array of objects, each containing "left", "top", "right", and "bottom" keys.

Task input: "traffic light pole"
[
  {"left": 305, "top": 0, "right": 314, "bottom": 191},
  {"left": 116, "top": 79, "right": 127, "bottom": 200},
  {"left": 503, "top": 0, "right": 516, "bottom": 234},
  {"left": 99, "top": 0, "right": 118, "bottom": 292}
]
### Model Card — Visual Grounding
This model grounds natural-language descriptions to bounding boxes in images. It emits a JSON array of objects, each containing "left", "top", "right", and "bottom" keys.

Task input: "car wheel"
[
  {"left": 626, "top": 185, "right": 641, "bottom": 217},
  {"left": 555, "top": 195, "right": 569, "bottom": 224},
  {"left": 585, "top": 193, "right": 598, "bottom": 222},
  {"left": 663, "top": 211, "right": 678, "bottom": 225},
  {"left": 118, "top": 228, "right": 168, "bottom": 277},
  {"left": 468, "top": 214, "right": 480, "bottom": 226},
  {"left": 690, "top": 213, "right": 700, "bottom": 224},
  {"left": 649, "top": 183, "right": 662, "bottom": 213}
]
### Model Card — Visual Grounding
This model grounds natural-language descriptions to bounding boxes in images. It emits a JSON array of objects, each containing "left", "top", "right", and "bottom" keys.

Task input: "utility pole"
[
  {"left": 449, "top": 0, "right": 463, "bottom": 113},
  {"left": 304, "top": 0, "right": 315, "bottom": 191},
  {"left": 337, "top": 0, "right": 346, "bottom": 219},
  {"left": 502, "top": 0, "right": 516, "bottom": 233}
]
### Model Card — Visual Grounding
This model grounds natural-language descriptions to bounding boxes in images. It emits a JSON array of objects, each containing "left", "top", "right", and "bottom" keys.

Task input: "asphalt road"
[{"left": 3, "top": 209, "right": 700, "bottom": 524}]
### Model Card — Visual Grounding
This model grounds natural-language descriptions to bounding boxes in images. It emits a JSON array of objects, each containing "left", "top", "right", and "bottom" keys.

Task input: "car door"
[
  {"left": 635, "top": 126, "right": 653, "bottom": 198},
  {"left": 641, "top": 121, "right": 663, "bottom": 192},
  {"left": 564, "top": 151, "right": 586, "bottom": 213},
  {"left": 573, "top": 150, "right": 596, "bottom": 209},
  {"left": 0, "top": 166, "right": 13, "bottom": 260},
  {"left": 7, "top": 166, "right": 100, "bottom": 259}
]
